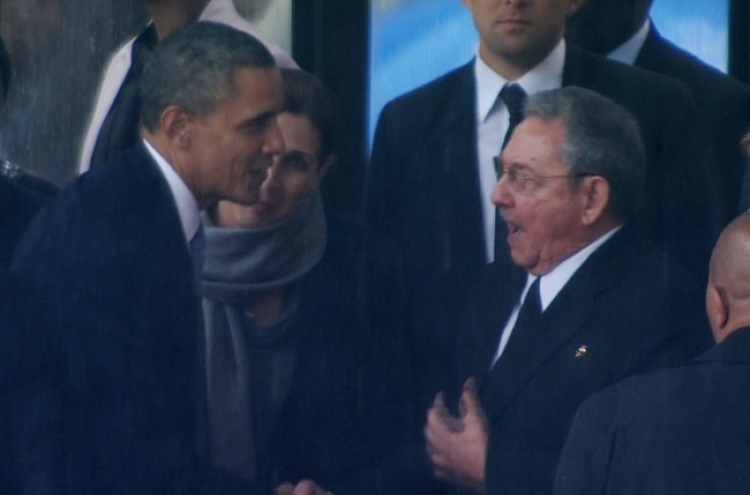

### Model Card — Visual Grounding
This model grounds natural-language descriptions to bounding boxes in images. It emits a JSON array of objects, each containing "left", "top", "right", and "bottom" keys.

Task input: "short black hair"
[{"left": 140, "top": 21, "right": 276, "bottom": 132}]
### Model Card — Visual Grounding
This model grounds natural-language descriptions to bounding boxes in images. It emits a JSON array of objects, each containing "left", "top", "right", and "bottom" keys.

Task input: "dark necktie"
[
  {"left": 89, "top": 24, "right": 157, "bottom": 170},
  {"left": 189, "top": 225, "right": 206, "bottom": 289},
  {"left": 494, "top": 83, "right": 527, "bottom": 262},
  {"left": 500, "top": 83, "right": 527, "bottom": 150},
  {"left": 512, "top": 276, "right": 542, "bottom": 338},
  {"left": 490, "top": 276, "right": 542, "bottom": 372}
]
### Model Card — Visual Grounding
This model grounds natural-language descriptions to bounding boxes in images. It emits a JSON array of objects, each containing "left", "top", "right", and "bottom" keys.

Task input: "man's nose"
[{"left": 491, "top": 171, "right": 513, "bottom": 207}]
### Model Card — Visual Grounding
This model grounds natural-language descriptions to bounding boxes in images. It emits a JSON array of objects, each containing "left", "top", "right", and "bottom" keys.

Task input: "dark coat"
[
  {"left": 0, "top": 168, "right": 56, "bottom": 277},
  {"left": 6, "top": 144, "right": 255, "bottom": 495},
  {"left": 366, "top": 45, "right": 722, "bottom": 410},
  {"left": 553, "top": 327, "right": 750, "bottom": 495},
  {"left": 455, "top": 226, "right": 713, "bottom": 495},
  {"left": 0, "top": 169, "right": 55, "bottom": 490},
  {"left": 633, "top": 23, "right": 750, "bottom": 218},
  {"left": 250, "top": 216, "right": 415, "bottom": 495}
]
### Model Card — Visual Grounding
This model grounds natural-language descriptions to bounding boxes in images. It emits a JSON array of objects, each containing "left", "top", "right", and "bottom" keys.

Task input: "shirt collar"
[
  {"left": 143, "top": 139, "right": 201, "bottom": 244},
  {"left": 607, "top": 18, "right": 650, "bottom": 66},
  {"left": 527, "top": 225, "right": 622, "bottom": 310},
  {"left": 474, "top": 39, "right": 566, "bottom": 122}
]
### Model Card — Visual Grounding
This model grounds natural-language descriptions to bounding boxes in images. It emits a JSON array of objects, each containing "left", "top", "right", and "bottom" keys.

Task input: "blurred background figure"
[
  {"left": 566, "top": 0, "right": 750, "bottom": 219},
  {"left": 78, "top": 0, "right": 297, "bottom": 175},
  {"left": 201, "top": 68, "right": 414, "bottom": 495},
  {"left": 0, "top": 31, "right": 57, "bottom": 280}
]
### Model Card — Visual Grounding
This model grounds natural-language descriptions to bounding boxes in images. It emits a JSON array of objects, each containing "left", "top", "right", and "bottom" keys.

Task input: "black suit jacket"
[
  {"left": 366, "top": 46, "right": 722, "bottom": 409},
  {"left": 632, "top": 23, "right": 750, "bottom": 218},
  {"left": 6, "top": 144, "right": 254, "bottom": 495},
  {"left": 455, "top": 226, "right": 713, "bottom": 495},
  {"left": 553, "top": 327, "right": 750, "bottom": 495}
]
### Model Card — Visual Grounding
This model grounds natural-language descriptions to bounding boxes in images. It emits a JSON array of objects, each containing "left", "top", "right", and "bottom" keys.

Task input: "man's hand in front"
[{"left": 425, "top": 378, "right": 488, "bottom": 493}]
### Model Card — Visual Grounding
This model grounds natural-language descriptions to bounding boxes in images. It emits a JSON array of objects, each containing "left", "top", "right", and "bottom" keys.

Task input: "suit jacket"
[
  {"left": 78, "top": 0, "right": 297, "bottom": 174},
  {"left": 366, "top": 45, "right": 722, "bottom": 410},
  {"left": 553, "top": 327, "right": 750, "bottom": 495},
  {"left": 455, "top": 226, "right": 713, "bottom": 495},
  {"left": 633, "top": 23, "right": 750, "bottom": 218},
  {"left": 7, "top": 144, "right": 254, "bottom": 495}
]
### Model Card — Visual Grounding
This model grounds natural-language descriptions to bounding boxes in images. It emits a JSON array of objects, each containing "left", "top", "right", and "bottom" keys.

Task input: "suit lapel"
[{"left": 480, "top": 229, "right": 629, "bottom": 418}]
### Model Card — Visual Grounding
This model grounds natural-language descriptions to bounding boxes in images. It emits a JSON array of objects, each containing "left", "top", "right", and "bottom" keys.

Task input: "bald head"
[{"left": 706, "top": 212, "right": 750, "bottom": 342}]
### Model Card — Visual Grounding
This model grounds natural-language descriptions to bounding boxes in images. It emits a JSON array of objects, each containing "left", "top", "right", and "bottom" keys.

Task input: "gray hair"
[
  {"left": 524, "top": 86, "right": 646, "bottom": 222},
  {"left": 140, "top": 21, "right": 276, "bottom": 132}
]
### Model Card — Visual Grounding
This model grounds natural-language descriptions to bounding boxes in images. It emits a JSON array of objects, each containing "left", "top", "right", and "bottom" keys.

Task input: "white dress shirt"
[
  {"left": 489, "top": 226, "right": 622, "bottom": 369},
  {"left": 607, "top": 19, "right": 651, "bottom": 66},
  {"left": 474, "top": 41, "right": 566, "bottom": 262},
  {"left": 143, "top": 139, "right": 201, "bottom": 245}
]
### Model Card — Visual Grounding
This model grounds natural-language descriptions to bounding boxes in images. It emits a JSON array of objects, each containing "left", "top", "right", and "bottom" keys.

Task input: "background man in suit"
[
  {"left": 554, "top": 210, "right": 750, "bottom": 495},
  {"left": 7, "top": 22, "right": 286, "bottom": 494},
  {"left": 78, "top": 0, "right": 296, "bottom": 174},
  {"left": 566, "top": 0, "right": 750, "bottom": 219},
  {"left": 366, "top": 0, "right": 721, "bottom": 416},
  {"left": 423, "top": 87, "right": 712, "bottom": 495}
]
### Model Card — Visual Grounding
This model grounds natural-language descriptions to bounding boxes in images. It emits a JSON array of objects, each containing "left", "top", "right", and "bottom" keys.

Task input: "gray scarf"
[
  {"left": 200, "top": 191, "right": 327, "bottom": 304},
  {"left": 199, "top": 191, "right": 326, "bottom": 480}
]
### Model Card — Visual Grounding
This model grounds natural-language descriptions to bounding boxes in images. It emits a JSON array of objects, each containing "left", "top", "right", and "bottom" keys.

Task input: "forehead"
[
  {"left": 215, "top": 66, "right": 283, "bottom": 116},
  {"left": 502, "top": 116, "right": 566, "bottom": 171},
  {"left": 278, "top": 112, "right": 320, "bottom": 152}
]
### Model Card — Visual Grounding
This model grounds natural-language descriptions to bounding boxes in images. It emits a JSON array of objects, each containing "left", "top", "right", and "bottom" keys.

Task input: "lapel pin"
[{"left": 575, "top": 345, "right": 588, "bottom": 358}]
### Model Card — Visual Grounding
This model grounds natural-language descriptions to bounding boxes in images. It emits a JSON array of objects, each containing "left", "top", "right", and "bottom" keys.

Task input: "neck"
[
  {"left": 142, "top": 131, "right": 214, "bottom": 209},
  {"left": 478, "top": 36, "right": 562, "bottom": 81},
  {"left": 145, "top": 0, "right": 209, "bottom": 40}
]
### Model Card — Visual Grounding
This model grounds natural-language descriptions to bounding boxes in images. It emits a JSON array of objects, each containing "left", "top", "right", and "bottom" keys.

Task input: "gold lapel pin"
[{"left": 575, "top": 345, "right": 588, "bottom": 358}]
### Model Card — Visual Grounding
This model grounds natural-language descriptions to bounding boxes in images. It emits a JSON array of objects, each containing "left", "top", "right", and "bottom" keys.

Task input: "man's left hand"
[{"left": 424, "top": 378, "right": 489, "bottom": 493}]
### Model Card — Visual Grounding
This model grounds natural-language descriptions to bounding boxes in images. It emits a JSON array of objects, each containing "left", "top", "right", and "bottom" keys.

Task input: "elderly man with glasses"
[{"left": 424, "top": 87, "right": 713, "bottom": 495}]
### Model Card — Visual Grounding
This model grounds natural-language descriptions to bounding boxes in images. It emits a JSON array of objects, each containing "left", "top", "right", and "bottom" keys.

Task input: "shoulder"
[
  {"left": 386, "top": 62, "right": 474, "bottom": 111},
  {"left": 566, "top": 45, "right": 694, "bottom": 106},
  {"left": 639, "top": 27, "right": 750, "bottom": 102}
]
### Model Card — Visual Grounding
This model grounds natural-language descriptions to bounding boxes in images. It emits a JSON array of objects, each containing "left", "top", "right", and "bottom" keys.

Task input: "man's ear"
[
  {"left": 706, "top": 282, "right": 729, "bottom": 342},
  {"left": 159, "top": 105, "right": 192, "bottom": 149},
  {"left": 579, "top": 176, "right": 609, "bottom": 226}
]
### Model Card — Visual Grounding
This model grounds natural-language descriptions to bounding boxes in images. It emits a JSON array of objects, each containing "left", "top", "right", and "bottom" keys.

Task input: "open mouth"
[{"left": 506, "top": 221, "right": 522, "bottom": 242}]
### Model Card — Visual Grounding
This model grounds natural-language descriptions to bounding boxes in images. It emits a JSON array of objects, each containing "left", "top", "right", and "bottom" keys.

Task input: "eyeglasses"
[{"left": 493, "top": 156, "right": 596, "bottom": 193}]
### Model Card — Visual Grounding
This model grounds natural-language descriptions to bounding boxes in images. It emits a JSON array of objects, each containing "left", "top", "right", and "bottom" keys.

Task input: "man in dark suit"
[
  {"left": 6, "top": 22, "right": 285, "bottom": 495},
  {"left": 424, "top": 87, "right": 712, "bottom": 495},
  {"left": 566, "top": 0, "right": 750, "bottom": 219},
  {"left": 366, "top": 0, "right": 721, "bottom": 414},
  {"left": 553, "top": 210, "right": 750, "bottom": 495}
]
